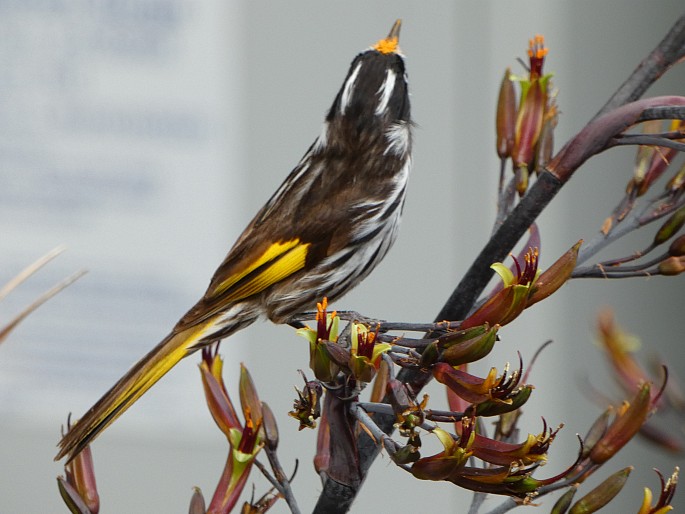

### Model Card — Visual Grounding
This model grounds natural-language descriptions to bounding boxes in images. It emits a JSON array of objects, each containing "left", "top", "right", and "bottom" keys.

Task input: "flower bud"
[
  {"left": 65, "top": 446, "right": 99, "bottom": 514},
  {"left": 436, "top": 324, "right": 499, "bottom": 367},
  {"left": 323, "top": 340, "right": 351, "bottom": 367},
  {"left": 534, "top": 103, "right": 558, "bottom": 175},
  {"left": 57, "top": 476, "right": 92, "bottom": 514},
  {"left": 581, "top": 407, "right": 611, "bottom": 458},
  {"left": 370, "top": 358, "right": 390, "bottom": 403},
  {"left": 569, "top": 467, "right": 632, "bottom": 513},
  {"left": 387, "top": 378, "right": 429, "bottom": 438},
  {"left": 496, "top": 68, "right": 516, "bottom": 159},
  {"left": 551, "top": 487, "right": 578, "bottom": 514},
  {"left": 59, "top": 418, "right": 100, "bottom": 514},
  {"left": 199, "top": 357, "right": 265, "bottom": 514},
  {"left": 239, "top": 363, "right": 263, "bottom": 426},
  {"left": 669, "top": 234, "right": 685, "bottom": 256},
  {"left": 515, "top": 166, "right": 530, "bottom": 196},
  {"left": 510, "top": 34, "right": 554, "bottom": 195},
  {"left": 513, "top": 79, "right": 544, "bottom": 170},
  {"left": 391, "top": 443, "right": 421, "bottom": 465},
  {"left": 188, "top": 487, "right": 206, "bottom": 514},
  {"left": 261, "top": 402, "right": 279, "bottom": 450},
  {"left": 590, "top": 383, "right": 653, "bottom": 464},
  {"left": 654, "top": 205, "right": 685, "bottom": 246},
  {"left": 200, "top": 350, "right": 240, "bottom": 436},
  {"left": 659, "top": 255, "right": 685, "bottom": 276},
  {"left": 419, "top": 340, "right": 440, "bottom": 368}
]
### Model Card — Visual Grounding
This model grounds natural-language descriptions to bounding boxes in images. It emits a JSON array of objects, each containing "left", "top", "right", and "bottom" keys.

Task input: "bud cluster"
[{"left": 496, "top": 34, "right": 558, "bottom": 196}]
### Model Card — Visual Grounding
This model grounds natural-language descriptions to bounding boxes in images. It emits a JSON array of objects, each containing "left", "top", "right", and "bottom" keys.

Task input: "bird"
[{"left": 56, "top": 19, "right": 412, "bottom": 462}]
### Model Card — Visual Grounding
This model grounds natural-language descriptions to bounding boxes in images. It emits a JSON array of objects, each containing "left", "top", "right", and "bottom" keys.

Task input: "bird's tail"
[{"left": 56, "top": 319, "right": 217, "bottom": 462}]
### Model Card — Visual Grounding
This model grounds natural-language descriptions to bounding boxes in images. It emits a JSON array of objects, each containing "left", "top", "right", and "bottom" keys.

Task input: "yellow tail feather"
[{"left": 56, "top": 320, "right": 214, "bottom": 462}]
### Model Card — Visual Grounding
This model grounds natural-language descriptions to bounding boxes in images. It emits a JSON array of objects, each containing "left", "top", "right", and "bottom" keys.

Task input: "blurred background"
[{"left": 0, "top": 1, "right": 683, "bottom": 512}]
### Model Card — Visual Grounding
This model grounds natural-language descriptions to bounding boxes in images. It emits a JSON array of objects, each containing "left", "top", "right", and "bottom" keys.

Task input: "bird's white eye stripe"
[
  {"left": 339, "top": 62, "right": 362, "bottom": 115},
  {"left": 375, "top": 69, "right": 397, "bottom": 117}
]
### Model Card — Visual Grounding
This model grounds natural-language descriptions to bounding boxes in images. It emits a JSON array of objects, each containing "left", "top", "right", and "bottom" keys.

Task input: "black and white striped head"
[{"left": 327, "top": 20, "right": 410, "bottom": 132}]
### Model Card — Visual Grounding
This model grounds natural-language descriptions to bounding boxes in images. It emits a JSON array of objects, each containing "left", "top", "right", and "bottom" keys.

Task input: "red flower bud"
[
  {"left": 590, "top": 383, "right": 655, "bottom": 465},
  {"left": 513, "top": 79, "right": 545, "bottom": 172},
  {"left": 496, "top": 68, "right": 517, "bottom": 159},
  {"left": 669, "top": 234, "right": 685, "bottom": 256}
]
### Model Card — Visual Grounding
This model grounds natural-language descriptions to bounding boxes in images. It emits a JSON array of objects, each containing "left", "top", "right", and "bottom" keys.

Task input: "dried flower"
[{"left": 289, "top": 371, "right": 323, "bottom": 430}]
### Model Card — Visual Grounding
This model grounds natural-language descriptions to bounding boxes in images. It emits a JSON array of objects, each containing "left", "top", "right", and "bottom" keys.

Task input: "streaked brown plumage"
[{"left": 57, "top": 20, "right": 412, "bottom": 462}]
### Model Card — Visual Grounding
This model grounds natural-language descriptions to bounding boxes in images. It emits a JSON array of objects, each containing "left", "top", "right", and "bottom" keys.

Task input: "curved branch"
[{"left": 548, "top": 96, "right": 685, "bottom": 183}]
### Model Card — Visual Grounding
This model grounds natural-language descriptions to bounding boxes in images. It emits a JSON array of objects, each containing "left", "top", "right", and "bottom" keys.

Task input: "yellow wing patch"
[{"left": 212, "top": 239, "right": 311, "bottom": 301}]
